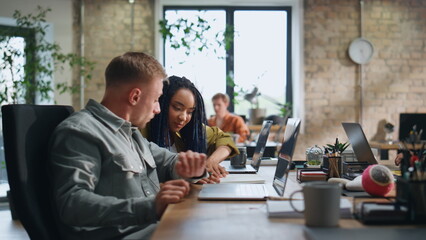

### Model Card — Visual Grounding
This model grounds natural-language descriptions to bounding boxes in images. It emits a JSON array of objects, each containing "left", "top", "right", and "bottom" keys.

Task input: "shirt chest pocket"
[{"left": 112, "top": 154, "right": 143, "bottom": 174}]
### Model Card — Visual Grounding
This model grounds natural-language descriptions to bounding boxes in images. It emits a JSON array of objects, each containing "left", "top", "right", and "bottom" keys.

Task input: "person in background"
[
  {"left": 146, "top": 76, "right": 238, "bottom": 183},
  {"left": 49, "top": 52, "right": 207, "bottom": 240},
  {"left": 208, "top": 93, "right": 250, "bottom": 143}
]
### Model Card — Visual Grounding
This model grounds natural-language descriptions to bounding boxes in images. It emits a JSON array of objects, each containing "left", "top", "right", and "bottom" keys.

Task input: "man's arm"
[
  {"left": 234, "top": 115, "right": 250, "bottom": 142},
  {"left": 50, "top": 126, "right": 158, "bottom": 227}
]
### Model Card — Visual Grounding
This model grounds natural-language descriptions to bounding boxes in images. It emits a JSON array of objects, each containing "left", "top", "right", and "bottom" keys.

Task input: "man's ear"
[{"left": 128, "top": 87, "right": 142, "bottom": 106}]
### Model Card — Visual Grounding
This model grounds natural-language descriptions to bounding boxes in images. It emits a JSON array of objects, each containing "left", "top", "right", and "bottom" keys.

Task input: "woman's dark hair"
[{"left": 149, "top": 76, "right": 207, "bottom": 153}]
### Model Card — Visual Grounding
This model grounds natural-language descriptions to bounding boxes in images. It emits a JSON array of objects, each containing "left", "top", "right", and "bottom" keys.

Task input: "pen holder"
[
  {"left": 326, "top": 156, "right": 342, "bottom": 178},
  {"left": 396, "top": 177, "right": 426, "bottom": 222}
]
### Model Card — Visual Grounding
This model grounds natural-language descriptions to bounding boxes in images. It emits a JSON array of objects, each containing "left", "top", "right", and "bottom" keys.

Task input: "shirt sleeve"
[
  {"left": 205, "top": 125, "right": 239, "bottom": 158},
  {"left": 233, "top": 116, "right": 250, "bottom": 142},
  {"left": 207, "top": 117, "right": 216, "bottom": 127},
  {"left": 147, "top": 140, "right": 180, "bottom": 182},
  {"left": 49, "top": 126, "right": 159, "bottom": 228}
]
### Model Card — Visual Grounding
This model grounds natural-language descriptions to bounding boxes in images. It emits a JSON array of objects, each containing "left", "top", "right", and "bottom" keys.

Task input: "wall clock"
[{"left": 348, "top": 38, "right": 374, "bottom": 64}]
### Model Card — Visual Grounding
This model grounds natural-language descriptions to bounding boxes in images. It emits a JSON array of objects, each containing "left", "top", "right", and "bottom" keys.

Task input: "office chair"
[{"left": 2, "top": 104, "right": 74, "bottom": 240}]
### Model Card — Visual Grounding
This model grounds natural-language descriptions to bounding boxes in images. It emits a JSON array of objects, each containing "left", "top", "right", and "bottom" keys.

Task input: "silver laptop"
[
  {"left": 223, "top": 120, "right": 273, "bottom": 173},
  {"left": 342, "top": 122, "right": 378, "bottom": 165},
  {"left": 198, "top": 118, "right": 301, "bottom": 200}
]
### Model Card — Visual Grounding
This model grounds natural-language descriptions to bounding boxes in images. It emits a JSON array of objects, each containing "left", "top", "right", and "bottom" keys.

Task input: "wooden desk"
[
  {"left": 370, "top": 141, "right": 425, "bottom": 160},
  {"left": 151, "top": 167, "right": 426, "bottom": 240},
  {"left": 248, "top": 124, "right": 282, "bottom": 132},
  {"left": 248, "top": 125, "right": 284, "bottom": 143}
]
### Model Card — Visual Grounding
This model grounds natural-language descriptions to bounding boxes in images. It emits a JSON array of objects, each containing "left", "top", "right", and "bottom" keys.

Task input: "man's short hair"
[
  {"left": 212, "top": 93, "right": 230, "bottom": 104},
  {"left": 105, "top": 52, "right": 167, "bottom": 87}
]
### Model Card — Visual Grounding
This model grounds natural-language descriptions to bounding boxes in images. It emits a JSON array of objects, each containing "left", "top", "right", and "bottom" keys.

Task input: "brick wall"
[
  {"left": 74, "top": 0, "right": 426, "bottom": 160},
  {"left": 299, "top": 0, "right": 426, "bottom": 160},
  {"left": 72, "top": 0, "right": 155, "bottom": 109}
]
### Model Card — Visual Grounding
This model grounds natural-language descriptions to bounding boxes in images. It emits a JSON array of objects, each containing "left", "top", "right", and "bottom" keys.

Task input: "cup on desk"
[
  {"left": 230, "top": 146, "right": 247, "bottom": 168},
  {"left": 289, "top": 182, "right": 342, "bottom": 227}
]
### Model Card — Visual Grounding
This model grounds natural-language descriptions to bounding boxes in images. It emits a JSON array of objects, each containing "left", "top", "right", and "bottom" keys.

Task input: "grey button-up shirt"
[{"left": 49, "top": 99, "right": 180, "bottom": 239}]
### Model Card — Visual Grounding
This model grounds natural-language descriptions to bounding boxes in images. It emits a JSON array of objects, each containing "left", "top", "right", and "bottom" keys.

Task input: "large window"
[
  {"left": 0, "top": 25, "right": 34, "bottom": 199},
  {"left": 0, "top": 25, "right": 34, "bottom": 105},
  {"left": 162, "top": 6, "right": 292, "bottom": 119}
]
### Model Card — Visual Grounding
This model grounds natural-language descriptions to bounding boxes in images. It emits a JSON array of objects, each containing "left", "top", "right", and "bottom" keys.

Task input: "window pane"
[
  {"left": 0, "top": 36, "right": 27, "bottom": 197},
  {"left": 164, "top": 10, "right": 226, "bottom": 118},
  {"left": 233, "top": 11, "right": 287, "bottom": 119},
  {"left": 0, "top": 36, "right": 26, "bottom": 105}
]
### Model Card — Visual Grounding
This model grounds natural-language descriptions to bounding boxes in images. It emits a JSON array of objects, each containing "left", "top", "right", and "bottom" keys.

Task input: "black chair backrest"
[{"left": 2, "top": 104, "right": 74, "bottom": 240}]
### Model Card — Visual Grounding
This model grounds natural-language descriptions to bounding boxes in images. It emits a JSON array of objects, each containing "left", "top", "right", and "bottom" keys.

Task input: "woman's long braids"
[{"left": 149, "top": 76, "right": 207, "bottom": 153}]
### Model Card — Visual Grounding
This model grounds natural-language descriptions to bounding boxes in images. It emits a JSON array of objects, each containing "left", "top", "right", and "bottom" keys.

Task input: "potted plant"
[
  {"left": 0, "top": 7, "right": 95, "bottom": 200},
  {"left": 322, "top": 138, "right": 350, "bottom": 178},
  {"left": 306, "top": 145, "right": 323, "bottom": 168},
  {"left": 0, "top": 6, "right": 95, "bottom": 106}
]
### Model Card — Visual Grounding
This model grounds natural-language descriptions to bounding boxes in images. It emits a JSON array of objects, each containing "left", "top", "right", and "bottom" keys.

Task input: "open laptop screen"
[
  {"left": 273, "top": 118, "right": 301, "bottom": 196},
  {"left": 342, "top": 122, "right": 378, "bottom": 165},
  {"left": 251, "top": 120, "right": 273, "bottom": 170}
]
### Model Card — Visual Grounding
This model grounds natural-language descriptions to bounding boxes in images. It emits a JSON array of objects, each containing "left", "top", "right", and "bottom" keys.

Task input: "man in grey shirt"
[{"left": 49, "top": 52, "right": 207, "bottom": 240}]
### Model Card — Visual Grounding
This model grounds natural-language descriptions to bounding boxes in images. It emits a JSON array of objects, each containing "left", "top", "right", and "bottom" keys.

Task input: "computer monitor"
[{"left": 399, "top": 113, "right": 426, "bottom": 141}]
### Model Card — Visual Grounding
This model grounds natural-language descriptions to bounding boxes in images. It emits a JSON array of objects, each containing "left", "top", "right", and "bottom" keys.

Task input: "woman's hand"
[
  {"left": 206, "top": 159, "right": 228, "bottom": 178},
  {"left": 196, "top": 173, "right": 221, "bottom": 184}
]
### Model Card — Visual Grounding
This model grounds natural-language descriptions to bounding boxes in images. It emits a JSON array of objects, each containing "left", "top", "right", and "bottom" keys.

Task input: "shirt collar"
[{"left": 85, "top": 99, "right": 132, "bottom": 133}]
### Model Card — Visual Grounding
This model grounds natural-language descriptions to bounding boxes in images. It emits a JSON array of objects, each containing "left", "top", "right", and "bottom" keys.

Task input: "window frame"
[
  {"left": 0, "top": 25, "right": 36, "bottom": 104},
  {"left": 155, "top": 0, "right": 304, "bottom": 127},
  {"left": 161, "top": 6, "right": 292, "bottom": 113}
]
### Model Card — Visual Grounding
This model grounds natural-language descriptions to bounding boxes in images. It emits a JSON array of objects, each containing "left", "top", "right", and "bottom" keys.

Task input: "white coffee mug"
[{"left": 289, "top": 181, "right": 342, "bottom": 227}]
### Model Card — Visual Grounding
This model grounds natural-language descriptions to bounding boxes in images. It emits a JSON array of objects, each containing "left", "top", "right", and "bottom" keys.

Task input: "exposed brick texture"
[
  {"left": 74, "top": 0, "right": 426, "bottom": 160},
  {"left": 72, "top": 0, "right": 155, "bottom": 109},
  {"left": 299, "top": 0, "right": 426, "bottom": 160}
]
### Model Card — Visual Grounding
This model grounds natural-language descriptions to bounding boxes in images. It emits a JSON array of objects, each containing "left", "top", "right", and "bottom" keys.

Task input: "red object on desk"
[{"left": 362, "top": 164, "right": 395, "bottom": 197}]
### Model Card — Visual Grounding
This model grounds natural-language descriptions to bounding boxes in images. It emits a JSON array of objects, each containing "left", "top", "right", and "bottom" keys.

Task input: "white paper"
[{"left": 219, "top": 174, "right": 266, "bottom": 184}]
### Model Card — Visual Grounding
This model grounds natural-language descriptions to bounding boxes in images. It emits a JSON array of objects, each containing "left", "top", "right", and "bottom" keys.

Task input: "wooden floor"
[{"left": 0, "top": 209, "right": 29, "bottom": 240}]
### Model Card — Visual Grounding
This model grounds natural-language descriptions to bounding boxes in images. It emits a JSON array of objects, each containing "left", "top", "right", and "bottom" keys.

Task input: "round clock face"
[{"left": 348, "top": 38, "right": 374, "bottom": 64}]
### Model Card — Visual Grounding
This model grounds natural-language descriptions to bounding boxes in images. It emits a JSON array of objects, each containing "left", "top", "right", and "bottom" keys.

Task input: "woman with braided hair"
[{"left": 146, "top": 76, "right": 238, "bottom": 183}]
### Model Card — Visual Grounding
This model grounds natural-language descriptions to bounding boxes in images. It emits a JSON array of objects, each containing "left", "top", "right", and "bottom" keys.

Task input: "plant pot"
[{"left": 249, "top": 108, "right": 266, "bottom": 125}]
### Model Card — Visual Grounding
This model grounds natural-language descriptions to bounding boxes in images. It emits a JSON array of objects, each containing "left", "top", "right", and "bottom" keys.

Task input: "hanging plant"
[{"left": 159, "top": 12, "right": 234, "bottom": 57}]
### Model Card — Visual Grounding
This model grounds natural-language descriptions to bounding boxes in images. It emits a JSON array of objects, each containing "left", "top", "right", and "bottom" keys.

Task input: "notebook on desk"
[
  {"left": 198, "top": 118, "right": 301, "bottom": 200},
  {"left": 222, "top": 120, "right": 273, "bottom": 174}
]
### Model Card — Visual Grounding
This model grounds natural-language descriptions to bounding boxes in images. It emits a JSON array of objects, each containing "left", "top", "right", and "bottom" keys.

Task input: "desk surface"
[
  {"left": 248, "top": 124, "right": 282, "bottom": 132},
  {"left": 151, "top": 166, "right": 426, "bottom": 240},
  {"left": 370, "top": 141, "right": 425, "bottom": 150}
]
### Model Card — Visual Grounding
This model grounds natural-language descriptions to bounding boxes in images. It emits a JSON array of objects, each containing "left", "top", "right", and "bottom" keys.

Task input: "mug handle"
[{"left": 289, "top": 190, "right": 304, "bottom": 213}]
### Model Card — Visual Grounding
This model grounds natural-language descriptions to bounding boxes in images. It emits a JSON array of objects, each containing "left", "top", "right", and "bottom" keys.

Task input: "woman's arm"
[
  {"left": 204, "top": 126, "right": 239, "bottom": 178},
  {"left": 206, "top": 145, "right": 231, "bottom": 177}
]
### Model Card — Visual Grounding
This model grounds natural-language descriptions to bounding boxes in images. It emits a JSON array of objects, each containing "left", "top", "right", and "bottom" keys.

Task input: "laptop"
[
  {"left": 342, "top": 122, "right": 378, "bottom": 165},
  {"left": 198, "top": 118, "right": 301, "bottom": 200},
  {"left": 222, "top": 120, "right": 273, "bottom": 173}
]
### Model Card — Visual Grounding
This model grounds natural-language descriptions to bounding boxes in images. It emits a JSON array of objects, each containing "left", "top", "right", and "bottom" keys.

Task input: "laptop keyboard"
[{"left": 236, "top": 184, "right": 266, "bottom": 196}]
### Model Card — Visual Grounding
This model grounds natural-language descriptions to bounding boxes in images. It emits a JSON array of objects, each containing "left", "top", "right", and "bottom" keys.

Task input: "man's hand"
[
  {"left": 175, "top": 151, "right": 207, "bottom": 178},
  {"left": 155, "top": 179, "right": 190, "bottom": 217}
]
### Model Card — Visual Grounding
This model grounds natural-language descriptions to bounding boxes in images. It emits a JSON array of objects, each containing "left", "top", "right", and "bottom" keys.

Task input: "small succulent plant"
[{"left": 324, "top": 138, "right": 350, "bottom": 156}]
